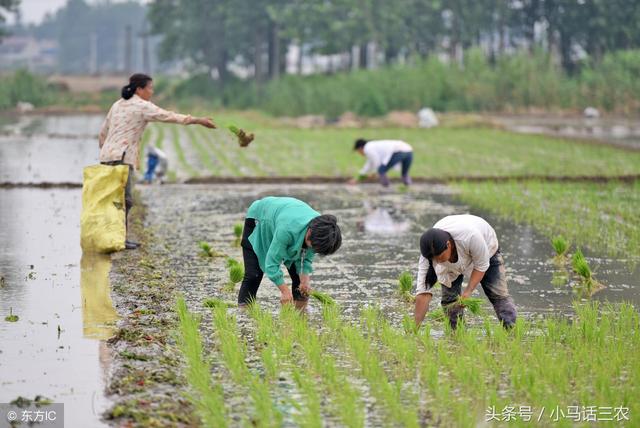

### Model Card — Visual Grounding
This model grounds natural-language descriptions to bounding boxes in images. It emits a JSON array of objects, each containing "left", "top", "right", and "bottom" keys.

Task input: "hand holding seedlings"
[
  {"left": 278, "top": 285, "right": 294, "bottom": 305},
  {"left": 299, "top": 274, "right": 312, "bottom": 296}
]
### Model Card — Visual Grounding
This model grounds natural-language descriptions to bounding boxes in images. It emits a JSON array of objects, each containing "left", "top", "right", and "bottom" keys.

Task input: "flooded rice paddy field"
[
  {"left": 493, "top": 114, "right": 640, "bottom": 150},
  {"left": 138, "top": 183, "right": 639, "bottom": 426},
  {"left": 0, "top": 114, "right": 114, "bottom": 427},
  {"left": 146, "top": 183, "right": 639, "bottom": 320},
  {"left": 1, "top": 113, "right": 638, "bottom": 426}
]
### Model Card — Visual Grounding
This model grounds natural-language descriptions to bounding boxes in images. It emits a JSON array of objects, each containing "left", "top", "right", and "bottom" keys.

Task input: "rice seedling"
[
  {"left": 233, "top": 222, "right": 243, "bottom": 246},
  {"left": 402, "top": 313, "right": 418, "bottom": 334},
  {"left": 571, "top": 249, "right": 604, "bottom": 296},
  {"left": 455, "top": 180, "right": 640, "bottom": 259},
  {"left": 397, "top": 271, "right": 415, "bottom": 302},
  {"left": 175, "top": 296, "right": 227, "bottom": 426},
  {"left": 209, "top": 304, "right": 283, "bottom": 426},
  {"left": 309, "top": 290, "right": 335, "bottom": 306},
  {"left": 445, "top": 296, "right": 484, "bottom": 315},
  {"left": 203, "top": 297, "right": 236, "bottom": 310},
  {"left": 551, "top": 235, "right": 569, "bottom": 258},
  {"left": 229, "top": 263, "right": 244, "bottom": 283},
  {"left": 4, "top": 307, "right": 18, "bottom": 322},
  {"left": 276, "top": 305, "right": 363, "bottom": 428},
  {"left": 320, "top": 306, "right": 419, "bottom": 427},
  {"left": 427, "top": 307, "right": 446, "bottom": 322},
  {"left": 198, "top": 241, "right": 222, "bottom": 258},
  {"left": 228, "top": 125, "right": 255, "bottom": 147},
  {"left": 226, "top": 262, "right": 244, "bottom": 292},
  {"left": 290, "top": 368, "right": 322, "bottom": 428}
]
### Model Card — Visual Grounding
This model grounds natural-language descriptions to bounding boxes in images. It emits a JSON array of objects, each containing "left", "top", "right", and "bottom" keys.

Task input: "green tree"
[{"left": 0, "top": 0, "right": 19, "bottom": 41}]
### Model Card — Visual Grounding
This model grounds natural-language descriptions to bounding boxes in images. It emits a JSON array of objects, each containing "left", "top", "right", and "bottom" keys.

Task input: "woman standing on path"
[{"left": 98, "top": 73, "right": 216, "bottom": 249}]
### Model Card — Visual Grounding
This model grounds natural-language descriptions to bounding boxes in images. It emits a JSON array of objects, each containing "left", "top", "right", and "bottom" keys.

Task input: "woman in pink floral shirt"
[{"left": 99, "top": 73, "right": 215, "bottom": 249}]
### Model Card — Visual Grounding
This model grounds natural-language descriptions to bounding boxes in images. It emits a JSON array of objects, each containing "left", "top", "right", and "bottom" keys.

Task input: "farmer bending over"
[
  {"left": 414, "top": 214, "right": 517, "bottom": 329},
  {"left": 238, "top": 197, "right": 342, "bottom": 310},
  {"left": 350, "top": 139, "right": 413, "bottom": 187}
]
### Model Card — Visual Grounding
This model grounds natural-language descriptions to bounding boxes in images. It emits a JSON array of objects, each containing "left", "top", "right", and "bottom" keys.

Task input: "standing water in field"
[
  {"left": 0, "top": 114, "right": 116, "bottom": 427},
  {"left": 141, "top": 183, "right": 640, "bottom": 321}
]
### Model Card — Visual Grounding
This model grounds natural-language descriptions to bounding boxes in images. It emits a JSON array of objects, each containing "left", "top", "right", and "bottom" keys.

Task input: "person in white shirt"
[
  {"left": 350, "top": 139, "right": 413, "bottom": 187},
  {"left": 413, "top": 214, "right": 517, "bottom": 329}
]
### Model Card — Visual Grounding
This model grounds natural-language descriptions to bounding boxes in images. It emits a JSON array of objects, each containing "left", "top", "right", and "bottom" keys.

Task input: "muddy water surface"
[
  {"left": 493, "top": 115, "right": 640, "bottom": 150},
  {"left": 0, "top": 114, "right": 114, "bottom": 427}
]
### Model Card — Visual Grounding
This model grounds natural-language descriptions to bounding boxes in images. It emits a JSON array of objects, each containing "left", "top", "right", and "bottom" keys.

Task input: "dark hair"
[
  {"left": 353, "top": 138, "right": 368, "bottom": 151},
  {"left": 420, "top": 228, "right": 451, "bottom": 260},
  {"left": 420, "top": 228, "right": 451, "bottom": 286},
  {"left": 121, "top": 73, "right": 152, "bottom": 100},
  {"left": 308, "top": 214, "right": 342, "bottom": 255}
]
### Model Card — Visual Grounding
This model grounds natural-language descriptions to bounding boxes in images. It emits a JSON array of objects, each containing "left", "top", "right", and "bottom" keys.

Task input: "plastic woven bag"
[{"left": 80, "top": 164, "right": 128, "bottom": 253}]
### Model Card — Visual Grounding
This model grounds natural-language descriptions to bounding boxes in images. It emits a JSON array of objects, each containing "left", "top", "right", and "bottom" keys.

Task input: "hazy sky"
[{"left": 14, "top": 0, "right": 146, "bottom": 25}]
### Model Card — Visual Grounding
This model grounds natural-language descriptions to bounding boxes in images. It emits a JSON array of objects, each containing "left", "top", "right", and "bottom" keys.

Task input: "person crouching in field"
[
  {"left": 238, "top": 197, "right": 342, "bottom": 310},
  {"left": 414, "top": 214, "right": 517, "bottom": 329},
  {"left": 350, "top": 139, "right": 413, "bottom": 187}
]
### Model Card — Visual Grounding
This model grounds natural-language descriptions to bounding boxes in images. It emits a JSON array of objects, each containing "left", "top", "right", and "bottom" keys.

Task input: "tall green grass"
[{"left": 159, "top": 49, "right": 640, "bottom": 117}]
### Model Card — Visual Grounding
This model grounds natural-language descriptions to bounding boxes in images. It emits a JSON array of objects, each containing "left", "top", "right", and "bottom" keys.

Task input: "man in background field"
[{"left": 350, "top": 139, "right": 413, "bottom": 187}]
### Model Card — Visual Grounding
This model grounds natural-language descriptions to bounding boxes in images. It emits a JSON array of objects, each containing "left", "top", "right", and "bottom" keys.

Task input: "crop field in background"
[{"left": 138, "top": 112, "right": 640, "bottom": 180}]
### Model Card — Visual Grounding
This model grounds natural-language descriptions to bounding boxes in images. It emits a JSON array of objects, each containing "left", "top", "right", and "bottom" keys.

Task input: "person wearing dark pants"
[
  {"left": 350, "top": 139, "right": 413, "bottom": 187},
  {"left": 237, "top": 197, "right": 342, "bottom": 309},
  {"left": 413, "top": 214, "right": 517, "bottom": 329}
]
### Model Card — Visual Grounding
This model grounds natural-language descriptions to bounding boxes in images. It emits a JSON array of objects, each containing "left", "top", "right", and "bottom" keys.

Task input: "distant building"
[{"left": 0, "top": 36, "right": 58, "bottom": 72}]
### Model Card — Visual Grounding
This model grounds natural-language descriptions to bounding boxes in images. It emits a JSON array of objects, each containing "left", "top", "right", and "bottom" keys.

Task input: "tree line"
[{"left": 148, "top": 0, "right": 640, "bottom": 86}]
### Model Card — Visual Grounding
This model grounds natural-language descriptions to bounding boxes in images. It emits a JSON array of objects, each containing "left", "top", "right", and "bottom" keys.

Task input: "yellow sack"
[{"left": 80, "top": 164, "right": 129, "bottom": 253}]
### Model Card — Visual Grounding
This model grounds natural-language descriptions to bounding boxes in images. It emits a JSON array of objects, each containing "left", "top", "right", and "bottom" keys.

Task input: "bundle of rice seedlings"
[
  {"left": 5, "top": 307, "right": 18, "bottom": 322},
  {"left": 229, "top": 263, "right": 244, "bottom": 284},
  {"left": 227, "top": 257, "right": 240, "bottom": 268},
  {"left": 233, "top": 223, "right": 243, "bottom": 247},
  {"left": 571, "top": 249, "right": 603, "bottom": 296},
  {"left": 398, "top": 271, "right": 413, "bottom": 294},
  {"left": 309, "top": 290, "right": 335, "bottom": 306},
  {"left": 198, "top": 241, "right": 221, "bottom": 258},
  {"left": 551, "top": 236, "right": 569, "bottom": 257},
  {"left": 397, "top": 271, "right": 415, "bottom": 302},
  {"left": 452, "top": 296, "right": 484, "bottom": 315},
  {"left": 572, "top": 249, "right": 590, "bottom": 277},
  {"left": 228, "top": 125, "right": 254, "bottom": 147},
  {"left": 203, "top": 297, "right": 236, "bottom": 309}
]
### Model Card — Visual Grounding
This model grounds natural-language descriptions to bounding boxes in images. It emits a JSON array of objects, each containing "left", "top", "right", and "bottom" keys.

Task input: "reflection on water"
[
  {"left": 81, "top": 254, "right": 119, "bottom": 340},
  {"left": 0, "top": 187, "right": 113, "bottom": 427},
  {"left": 0, "top": 114, "right": 102, "bottom": 184},
  {"left": 154, "top": 183, "right": 639, "bottom": 320},
  {"left": 494, "top": 115, "right": 640, "bottom": 150},
  {"left": 359, "top": 202, "right": 411, "bottom": 235}
]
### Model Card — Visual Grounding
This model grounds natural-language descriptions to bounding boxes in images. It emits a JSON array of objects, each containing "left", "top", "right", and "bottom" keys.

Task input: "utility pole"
[
  {"left": 89, "top": 32, "right": 98, "bottom": 75},
  {"left": 138, "top": 21, "right": 151, "bottom": 74},
  {"left": 124, "top": 25, "right": 132, "bottom": 74}
]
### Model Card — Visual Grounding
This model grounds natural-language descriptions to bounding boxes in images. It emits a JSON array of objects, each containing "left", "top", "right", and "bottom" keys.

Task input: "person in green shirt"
[{"left": 238, "top": 197, "right": 342, "bottom": 309}]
